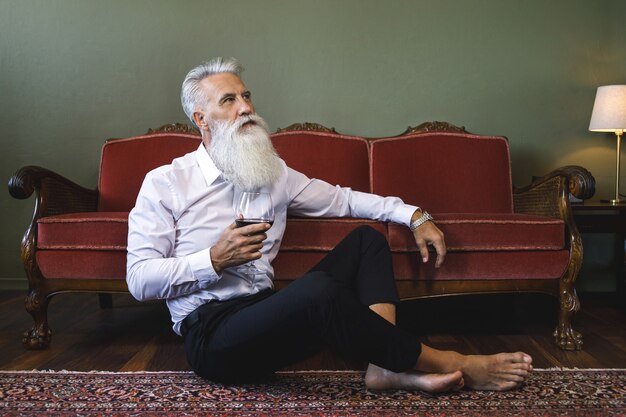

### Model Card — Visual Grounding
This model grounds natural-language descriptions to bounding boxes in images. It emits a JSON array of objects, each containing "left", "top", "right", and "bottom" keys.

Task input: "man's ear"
[{"left": 193, "top": 111, "right": 208, "bottom": 130}]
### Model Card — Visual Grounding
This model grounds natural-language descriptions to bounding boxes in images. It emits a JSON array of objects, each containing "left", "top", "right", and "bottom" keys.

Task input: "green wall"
[{"left": 1, "top": 0, "right": 625, "bottom": 287}]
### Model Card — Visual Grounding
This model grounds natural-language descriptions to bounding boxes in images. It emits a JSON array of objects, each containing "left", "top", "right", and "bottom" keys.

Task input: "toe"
[
  {"left": 508, "top": 366, "right": 531, "bottom": 376},
  {"left": 453, "top": 377, "right": 465, "bottom": 392},
  {"left": 508, "top": 352, "right": 529, "bottom": 363},
  {"left": 496, "top": 380, "right": 520, "bottom": 391}
]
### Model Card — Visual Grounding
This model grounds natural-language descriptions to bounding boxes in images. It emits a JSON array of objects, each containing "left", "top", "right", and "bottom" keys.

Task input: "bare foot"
[
  {"left": 365, "top": 364, "right": 464, "bottom": 393},
  {"left": 460, "top": 352, "right": 533, "bottom": 391}
]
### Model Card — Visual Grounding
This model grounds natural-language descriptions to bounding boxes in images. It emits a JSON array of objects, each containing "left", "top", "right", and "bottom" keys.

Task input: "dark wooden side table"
[{"left": 572, "top": 201, "right": 626, "bottom": 304}]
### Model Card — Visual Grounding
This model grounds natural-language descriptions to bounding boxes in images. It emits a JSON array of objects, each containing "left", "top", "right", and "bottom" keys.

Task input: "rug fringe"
[
  {"left": 1, "top": 368, "right": 625, "bottom": 374},
  {"left": 534, "top": 367, "right": 626, "bottom": 371},
  {"left": 0, "top": 369, "right": 196, "bottom": 374}
]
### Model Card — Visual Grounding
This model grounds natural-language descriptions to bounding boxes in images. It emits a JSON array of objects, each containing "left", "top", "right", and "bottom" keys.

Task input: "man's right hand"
[{"left": 209, "top": 222, "right": 270, "bottom": 273}]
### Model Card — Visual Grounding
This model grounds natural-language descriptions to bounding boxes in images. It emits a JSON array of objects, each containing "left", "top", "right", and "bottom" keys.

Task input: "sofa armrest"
[
  {"left": 513, "top": 165, "right": 595, "bottom": 219},
  {"left": 556, "top": 165, "right": 596, "bottom": 201},
  {"left": 513, "top": 166, "right": 593, "bottom": 350},
  {"left": 9, "top": 165, "right": 98, "bottom": 217},
  {"left": 8, "top": 166, "right": 98, "bottom": 350}
]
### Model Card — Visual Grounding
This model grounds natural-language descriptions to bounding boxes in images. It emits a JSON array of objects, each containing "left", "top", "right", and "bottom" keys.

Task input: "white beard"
[{"left": 207, "top": 114, "right": 282, "bottom": 191}]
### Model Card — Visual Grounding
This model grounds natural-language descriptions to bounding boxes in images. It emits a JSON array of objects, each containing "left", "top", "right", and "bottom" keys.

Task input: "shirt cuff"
[
  {"left": 185, "top": 248, "right": 220, "bottom": 285},
  {"left": 394, "top": 204, "right": 420, "bottom": 227}
]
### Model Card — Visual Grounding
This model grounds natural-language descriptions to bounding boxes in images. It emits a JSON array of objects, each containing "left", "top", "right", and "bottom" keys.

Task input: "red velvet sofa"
[{"left": 9, "top": 121, "right": 595, "bottom": 351}]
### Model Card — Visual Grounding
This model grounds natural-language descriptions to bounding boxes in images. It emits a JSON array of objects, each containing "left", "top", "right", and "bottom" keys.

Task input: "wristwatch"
[{"left": 409, "top": 211, "right": 434, "bottom": 231}]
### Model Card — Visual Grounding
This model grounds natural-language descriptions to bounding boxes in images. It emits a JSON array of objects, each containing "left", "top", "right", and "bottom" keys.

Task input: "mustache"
[
  {"left": 232, "top": 114, "right": 266, "bottom": 131},
  {"left": 208, "top": 113, "right": 270, "bottom": 139}
]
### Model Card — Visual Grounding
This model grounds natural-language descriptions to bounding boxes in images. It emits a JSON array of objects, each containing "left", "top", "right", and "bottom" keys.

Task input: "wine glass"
[{"left": 233, "top": 191, "right": 274, "bottom": 278}]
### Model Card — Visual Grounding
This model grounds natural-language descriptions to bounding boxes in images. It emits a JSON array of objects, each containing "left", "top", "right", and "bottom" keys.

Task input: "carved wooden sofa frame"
[{"left": 9, "top": 121, "right": 595, "bottom": 351}]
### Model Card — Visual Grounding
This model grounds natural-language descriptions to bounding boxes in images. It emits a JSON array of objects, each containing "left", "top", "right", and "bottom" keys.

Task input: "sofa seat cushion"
[
  {"left": 36, "top": 250, "right": 127, "bottom": 280},
  {"left": 37, "top": 212, "right": 129, "bottom": 250},
  {"left": 391, "top": 250, "right": 570, "bottom": 281},
  {"left": 281, "top": 218, "right": 387, "bottom": 251},
  {"left": 388, "top": 213, "right": 565, "bottom": 252},
  {"left": 36, "top": 212, "right": 128, "bottom": 280},
  {"left": 272, "top": 249, "right": 570, "bottom": 282}
]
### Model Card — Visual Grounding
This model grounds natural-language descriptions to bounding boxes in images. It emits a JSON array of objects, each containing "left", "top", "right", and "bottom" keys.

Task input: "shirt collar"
[{"left": 195, "top": 143, "right": 222, "bottom": 186}]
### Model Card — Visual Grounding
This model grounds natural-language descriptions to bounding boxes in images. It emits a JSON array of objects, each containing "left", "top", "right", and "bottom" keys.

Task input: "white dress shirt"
[{"left": 127, "top": 144, "right": 417, "bottom": 335}]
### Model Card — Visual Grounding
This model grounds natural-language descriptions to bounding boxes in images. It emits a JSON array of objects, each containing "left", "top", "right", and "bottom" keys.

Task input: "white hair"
[{"left": 181, "top": 57, "right": 244, "bottom": 127}]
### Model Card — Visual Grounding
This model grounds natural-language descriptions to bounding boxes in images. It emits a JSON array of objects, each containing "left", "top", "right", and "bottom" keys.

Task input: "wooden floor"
[{"left": 1, "top": 290, "right": 624, "bottom": 371}]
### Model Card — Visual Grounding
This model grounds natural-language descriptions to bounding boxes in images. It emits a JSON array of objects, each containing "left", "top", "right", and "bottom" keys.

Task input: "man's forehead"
[{"left": 200, "top": 73, "right": 247, "bottom": 99}]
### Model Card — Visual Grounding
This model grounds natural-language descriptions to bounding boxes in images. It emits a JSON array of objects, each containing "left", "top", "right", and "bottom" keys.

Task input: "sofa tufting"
[{"left": 9, "top": 121, "right": 595, "bottom": 351}]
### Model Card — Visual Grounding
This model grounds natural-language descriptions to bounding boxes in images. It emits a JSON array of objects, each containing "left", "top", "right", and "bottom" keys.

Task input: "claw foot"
[
  {"left": 22, "top": 326, "right": 51, "bottom": 350},
  {"left": 553, "top": 326, "right": 583, "bottom": 351}
]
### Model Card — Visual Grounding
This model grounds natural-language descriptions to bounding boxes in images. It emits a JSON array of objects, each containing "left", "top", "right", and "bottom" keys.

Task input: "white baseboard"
[{"left": 0, "top": 278, "right": 28, "bottom": 291}]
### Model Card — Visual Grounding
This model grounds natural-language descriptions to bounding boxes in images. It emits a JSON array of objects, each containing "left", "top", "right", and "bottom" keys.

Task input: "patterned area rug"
[{"left": 0, "top": 369, "right": 624, "bottom": 416}]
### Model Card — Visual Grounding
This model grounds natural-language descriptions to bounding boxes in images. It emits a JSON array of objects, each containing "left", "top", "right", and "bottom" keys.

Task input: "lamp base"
[{"left": 601, "top": 198, "right": 626, "bottom": 205}]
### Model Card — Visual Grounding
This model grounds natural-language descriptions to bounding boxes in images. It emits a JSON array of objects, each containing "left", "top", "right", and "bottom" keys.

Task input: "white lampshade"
[{"left": 589, "top": 85, "right": 626, "bottom": 132}]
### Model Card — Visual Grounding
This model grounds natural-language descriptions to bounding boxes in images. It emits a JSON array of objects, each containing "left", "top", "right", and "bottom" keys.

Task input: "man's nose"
[{"left": 237, "top": 98, "right": 253, "bottom": 116}]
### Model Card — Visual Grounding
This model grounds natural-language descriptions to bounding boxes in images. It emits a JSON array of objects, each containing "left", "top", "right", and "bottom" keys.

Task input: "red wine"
[{"left": 236, "top": 218, "right": 274, "bottom": 228}]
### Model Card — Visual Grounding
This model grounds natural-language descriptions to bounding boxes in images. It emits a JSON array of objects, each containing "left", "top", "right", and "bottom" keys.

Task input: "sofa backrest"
[
  {"left": 98, "top": 133, "right": 201, "bottom": 212},
  {"left": 97, "top": 124, "right": 513, "bottom": 214},
  {"left": 271, "top": 130, "right": 370, "bottom": 192},
  {"left": 370, "top": 132, "right": 514, "bottom": 213}
]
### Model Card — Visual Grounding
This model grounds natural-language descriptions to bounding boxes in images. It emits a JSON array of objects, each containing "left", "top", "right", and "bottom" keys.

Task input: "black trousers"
[{"left": 183, "top": 226, "right": 422, "bottom": 382}]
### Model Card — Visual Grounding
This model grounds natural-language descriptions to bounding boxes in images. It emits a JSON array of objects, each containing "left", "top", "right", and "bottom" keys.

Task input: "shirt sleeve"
[
  {"left": 285, "top": 167, "right": 417, "bottom": 226},
  {"left": 126, "top": 171, "right": 220, "bottom": 301}
]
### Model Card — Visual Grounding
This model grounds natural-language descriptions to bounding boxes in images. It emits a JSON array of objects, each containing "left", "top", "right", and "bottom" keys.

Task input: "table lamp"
[{"left": 589, "top": 85, "right": 626, "bottom": 204}]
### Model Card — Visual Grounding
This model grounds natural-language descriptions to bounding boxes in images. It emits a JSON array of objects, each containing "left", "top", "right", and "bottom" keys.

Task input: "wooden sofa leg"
[
  {"left": 23, "top": 289, "right": 51, "bottom": 350},
  {"left": 553, "top": 289, "right": 583, "bottom": 350},
  {"left": 552, "top": 216, "right": 584, "bottom": 350}
]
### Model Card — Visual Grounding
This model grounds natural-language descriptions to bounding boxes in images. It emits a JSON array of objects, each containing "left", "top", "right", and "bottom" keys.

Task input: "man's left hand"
[{"left": 411, "top": 210, "right": 446, "bottom": 268}]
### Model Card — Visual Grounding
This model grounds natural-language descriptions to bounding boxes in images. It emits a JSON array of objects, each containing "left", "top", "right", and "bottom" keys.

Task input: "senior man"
[{"left": 127, "top": 57, "right": 532, "bottom": 392}]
